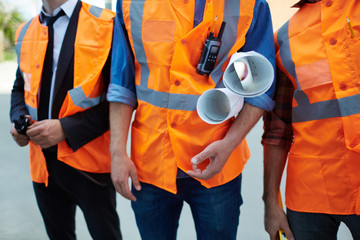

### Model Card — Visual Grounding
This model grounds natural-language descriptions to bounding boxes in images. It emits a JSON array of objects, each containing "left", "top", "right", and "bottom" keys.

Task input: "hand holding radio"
[
  {"left": 11, "top": 114, "right": 31, "bottom": 147},
  {"left": 13, "top": 114, "right": 31, "bottom": 135}
]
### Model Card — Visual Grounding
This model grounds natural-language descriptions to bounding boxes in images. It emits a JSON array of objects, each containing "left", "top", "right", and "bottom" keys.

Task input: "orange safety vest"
[
  {"left": 15, "top": 3, "right": 115, "bottom": 185},
  {"left": 122, "top": 0, "right": 256, "bottom": 193},
  {"left": 275, "top": 0, "right": 360, "bottom": 214}
]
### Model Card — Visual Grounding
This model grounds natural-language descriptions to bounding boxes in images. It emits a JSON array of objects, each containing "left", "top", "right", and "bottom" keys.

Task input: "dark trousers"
[
  {"left": 131, "top": 175, "right": 243, "bottom": 240},
  {"left": 287, "top": 208, "right": 360, "bottom": 240},
  {"left": 33, "top": 151, "right": 122, "bottom": 240}
]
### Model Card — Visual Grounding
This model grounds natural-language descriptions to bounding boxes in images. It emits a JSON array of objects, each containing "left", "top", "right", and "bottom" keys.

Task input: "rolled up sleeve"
[
  {"left": 241, "top": 0, "right": 276, "bottom": 111},
  {"left": 107, "top": 11, "right": 137, "bottom": 108}
]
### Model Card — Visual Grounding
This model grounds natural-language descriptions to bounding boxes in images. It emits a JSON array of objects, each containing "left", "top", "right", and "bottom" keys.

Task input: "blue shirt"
[{"left": 107, "top": 0, "right": 275, "bottom": 111}]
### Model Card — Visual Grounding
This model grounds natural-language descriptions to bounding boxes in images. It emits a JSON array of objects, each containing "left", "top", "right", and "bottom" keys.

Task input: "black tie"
[{"left": 38, "top": 10, "right": 65, "bottom": 120}]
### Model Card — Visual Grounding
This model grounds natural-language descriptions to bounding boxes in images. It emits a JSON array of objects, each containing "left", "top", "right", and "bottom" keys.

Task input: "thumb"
[
  {"left": 130, "top": 168, "right": 141, "bottom": 191},
  {"left": 26, "top": 115, "right": 34, "bottom": 124},
  {"left": 191, "top": 149, "right": 212, "bottom": 165}
]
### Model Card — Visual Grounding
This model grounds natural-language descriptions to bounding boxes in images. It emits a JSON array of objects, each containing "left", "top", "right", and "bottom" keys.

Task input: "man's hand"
[
  {"left": 10, "top": 123, "right": 30, "bottom": 147},
  {"left": 187, "top": 139, "right": 231, "bottom": 180},
  {"left": 111, "top": 154, "right": 141, "bottom": 201},
  {"left": 26, "top": 119, "right": 66, "bottom": 149},
  {"left": 264, "top": 202, "right": 295, "bottom": 240}
]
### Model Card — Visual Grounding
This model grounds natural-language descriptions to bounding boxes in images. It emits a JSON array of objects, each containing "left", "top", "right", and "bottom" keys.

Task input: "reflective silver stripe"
[
  {"left": 15, "top": 18, "right": 33, "bottom": 65},
  {"left": 26, "top": 104, "right": 38, "bottom": 121},
  {"left": 292, "top": 93, "right": 360, "bottom": 123},
  {"left": 136, "top": 85, "right": 199, "bottom": 111},
  {"left": 69, "top": 86, "right": 104, "bottom": 109},
  {"left": 338, "top": 94, "right": 360, "bottom": 117},
  {"left": 168, "top": 93, "right": 199, "bottom": 111},
  {"left": 277, "top": 21, "right": 310, "bottom": 106},
  {"left": 89, "top": 5, "right": 103, "bottom": 18},
  {"left": 277, "top": 22, "right": 297, "bottom": 84},
  {"left": 211, "top": 0, "right": 240, "bottom": 87},
  {"left": 292, "top": 97, "right": 340, "bottom": 123},
  {"left": 15, "top": 19, "right": 37, "bottom": 120},
  {"left": 130, "top": 0, "right": 149, "bottom": 87}
]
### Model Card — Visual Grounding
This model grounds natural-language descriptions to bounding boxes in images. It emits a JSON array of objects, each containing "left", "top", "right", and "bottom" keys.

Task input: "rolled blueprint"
[
  {"left": 223, "top": 51, "right": 274, "bottom": 97},
  {"left": 197, "top": 88, "right": 244, "bottom": 124}
]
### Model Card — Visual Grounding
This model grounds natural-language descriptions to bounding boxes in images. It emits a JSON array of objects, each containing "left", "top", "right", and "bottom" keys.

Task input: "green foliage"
[{"left": 0, "top": 0, "right": 25, "bottom": 61}]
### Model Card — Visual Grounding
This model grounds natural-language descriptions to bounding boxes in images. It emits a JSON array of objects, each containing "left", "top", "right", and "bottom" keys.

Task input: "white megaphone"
[
  {"left": 196, "top": 88, "right": 244, "bottom": 124},
  {"left": 223, "top": 51, "right": 274, "bottom": 97}
]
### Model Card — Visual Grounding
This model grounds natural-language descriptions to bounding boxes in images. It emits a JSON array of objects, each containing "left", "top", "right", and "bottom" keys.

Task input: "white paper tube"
[
  {"left": 197, "top": 88, "right": 244, "bottom": 124},
  {"left": 223, "top": 51, "right": 274, "bottom": 97}
]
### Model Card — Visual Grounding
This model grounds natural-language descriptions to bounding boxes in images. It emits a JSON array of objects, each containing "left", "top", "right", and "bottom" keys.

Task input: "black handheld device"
[
  {"left": 13, "top": 114, "right": 30, "bottom": 135},
  {"left": 196, "top": 21, "right": 226, "bottom": 76}
]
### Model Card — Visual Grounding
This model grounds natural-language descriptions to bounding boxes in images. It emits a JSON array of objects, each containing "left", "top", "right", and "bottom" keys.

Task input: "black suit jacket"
[{"left": 10, "top": 1, "right": 110, "bottom": 152}]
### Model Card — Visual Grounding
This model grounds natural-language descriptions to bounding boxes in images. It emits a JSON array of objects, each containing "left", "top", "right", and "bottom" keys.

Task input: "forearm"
[
  {"left": 263, "top": 143, "right": 295, "bottom": 240},
  {"left": 59, "top": 101, "right": 110, "bottom": 151},
  {"left": 109, "top": 101, "right": 140, "bottom": 200},
  {"left": 10, "top": 67, "right": 28, "bottom": 122},
  {"left": 263, "top": 143, "right": 289, "bottom": 205},
  {"left": 109, "top": 102, "right": 133, "bottom": 157},
  {"left": 223, "top": 103, "right": 264, "bottom": 151}
]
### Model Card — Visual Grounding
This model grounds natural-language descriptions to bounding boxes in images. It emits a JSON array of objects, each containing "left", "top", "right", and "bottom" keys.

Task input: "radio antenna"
[{"left": 217, "top": 21, "right": 226, "bottom": 40}]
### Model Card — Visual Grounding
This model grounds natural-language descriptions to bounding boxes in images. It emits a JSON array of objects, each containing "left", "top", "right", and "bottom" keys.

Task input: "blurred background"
[{"left": 0, "top": 0, "right": 353, "bottom": 239}]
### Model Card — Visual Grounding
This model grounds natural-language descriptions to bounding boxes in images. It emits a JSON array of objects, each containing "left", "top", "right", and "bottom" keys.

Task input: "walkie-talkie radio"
[
  {"left": 196, "top": 21, "right": 226, "bottom": 76},
  {"left": 13, "top": 114, "right": 30, "bottom": 135}
]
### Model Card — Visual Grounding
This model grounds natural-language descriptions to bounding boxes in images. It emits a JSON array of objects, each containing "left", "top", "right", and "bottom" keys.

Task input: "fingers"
[
  {"left": 191, "top": 149, "right": 211, "bottom": 166},
  {"left": 111, "top": 156, "right": 141, "bottom": 201},
  {"left": 130, "top": 168, "right": 141, "bottom": 191},
  {"left": 283, "top": 226, "right": 295, "bottom": 240},
  {"left": 112, "top": 172, "right": 136, "bottom": 201},
  {"left": 26, "top": 120, "right": 65, "bottom": 149},
  {"left": 187, "top": 167, "right": 213, "bottom": 180},
  {"left": 187, "top": 142, "right": 225, "bottom": 180},
  {"left": 25, "top": 115, "right": 34, "bottom": 124},
  {"left": 265, "top": 204, "right": 295, "bottom": 240},
  {"left": 10, "top": 124, "right": 29, "bottom": 147}
]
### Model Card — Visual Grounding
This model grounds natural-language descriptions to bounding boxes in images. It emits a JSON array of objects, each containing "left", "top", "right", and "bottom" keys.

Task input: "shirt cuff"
[
  {"left": 107, "top": 83, "right": 137, "bottom": 108},
  {"left": 244, "top": 94, "right": 275, "bottom": 111}
]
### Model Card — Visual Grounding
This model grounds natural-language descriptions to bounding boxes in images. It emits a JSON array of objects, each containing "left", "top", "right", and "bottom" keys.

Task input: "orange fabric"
[
  {"left": 15, "top": 3, "right": 115, "bottom": 185},
  {"left": 275, "top": 0, "right": 360, "bottom": 214},
  {"left": 123, "top": 0, "right": 255, "bottom": 193}
]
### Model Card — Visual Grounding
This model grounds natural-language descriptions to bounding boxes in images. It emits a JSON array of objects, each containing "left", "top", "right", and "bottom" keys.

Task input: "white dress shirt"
[{"left": 40, "top": 0, "right": 78, "bottom": 119}]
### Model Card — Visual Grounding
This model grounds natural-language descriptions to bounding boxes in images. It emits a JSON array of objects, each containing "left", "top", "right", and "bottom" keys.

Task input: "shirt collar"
[
  {"left": 40, "top": 0, "right": 78, "bottom": 22},
  {"left": 292, "top": 0, "right": 322, "bottom": 8}
]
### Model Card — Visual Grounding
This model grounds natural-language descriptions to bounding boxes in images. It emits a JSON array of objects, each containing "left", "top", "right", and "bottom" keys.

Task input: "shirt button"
[
  {"left": 339, "top": 83, "right": 347, "bottom": 91},
  {"left": 174, "top": 80, "right": 181, "bottom": 86},
  {"left": 183, "top": 0, "right": 189, "bottom": 3},
  {"left": 181, "top": 39, "right": 186, "bottom": 45},
  {"left": 325, "top": 1, "right": 333, "bottom": 7},
  {"left": 171, "top": 123, "right": 176, "bottom": 128},
  {"left": 44, "top": 30, "right": 47, "bottom": 35},
  {"left": 330, "top": 38, "right": 337, "bottom": 45},
  {"left": 36, "top": 64, "right": 40, "bottom": 69}
]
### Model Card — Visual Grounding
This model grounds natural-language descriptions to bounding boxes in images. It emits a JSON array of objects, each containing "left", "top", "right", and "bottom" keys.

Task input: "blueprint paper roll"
[
  {"left": 197, "top": 88, "right": 244, "bottom": 124},
  {"left": 223, "top": 51, "right": 274, "bottom": 97}
]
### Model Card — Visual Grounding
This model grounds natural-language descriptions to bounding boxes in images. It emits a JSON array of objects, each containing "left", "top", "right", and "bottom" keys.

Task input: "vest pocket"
[
  {"left": 287, "top": 154, "right": 355, "bottom": 213},
  {"left": 295, "top": 59, "right": 332, "bottom": 90},
  {"left": 143, "top": 20, "right": 175, "bottom": 43}
]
